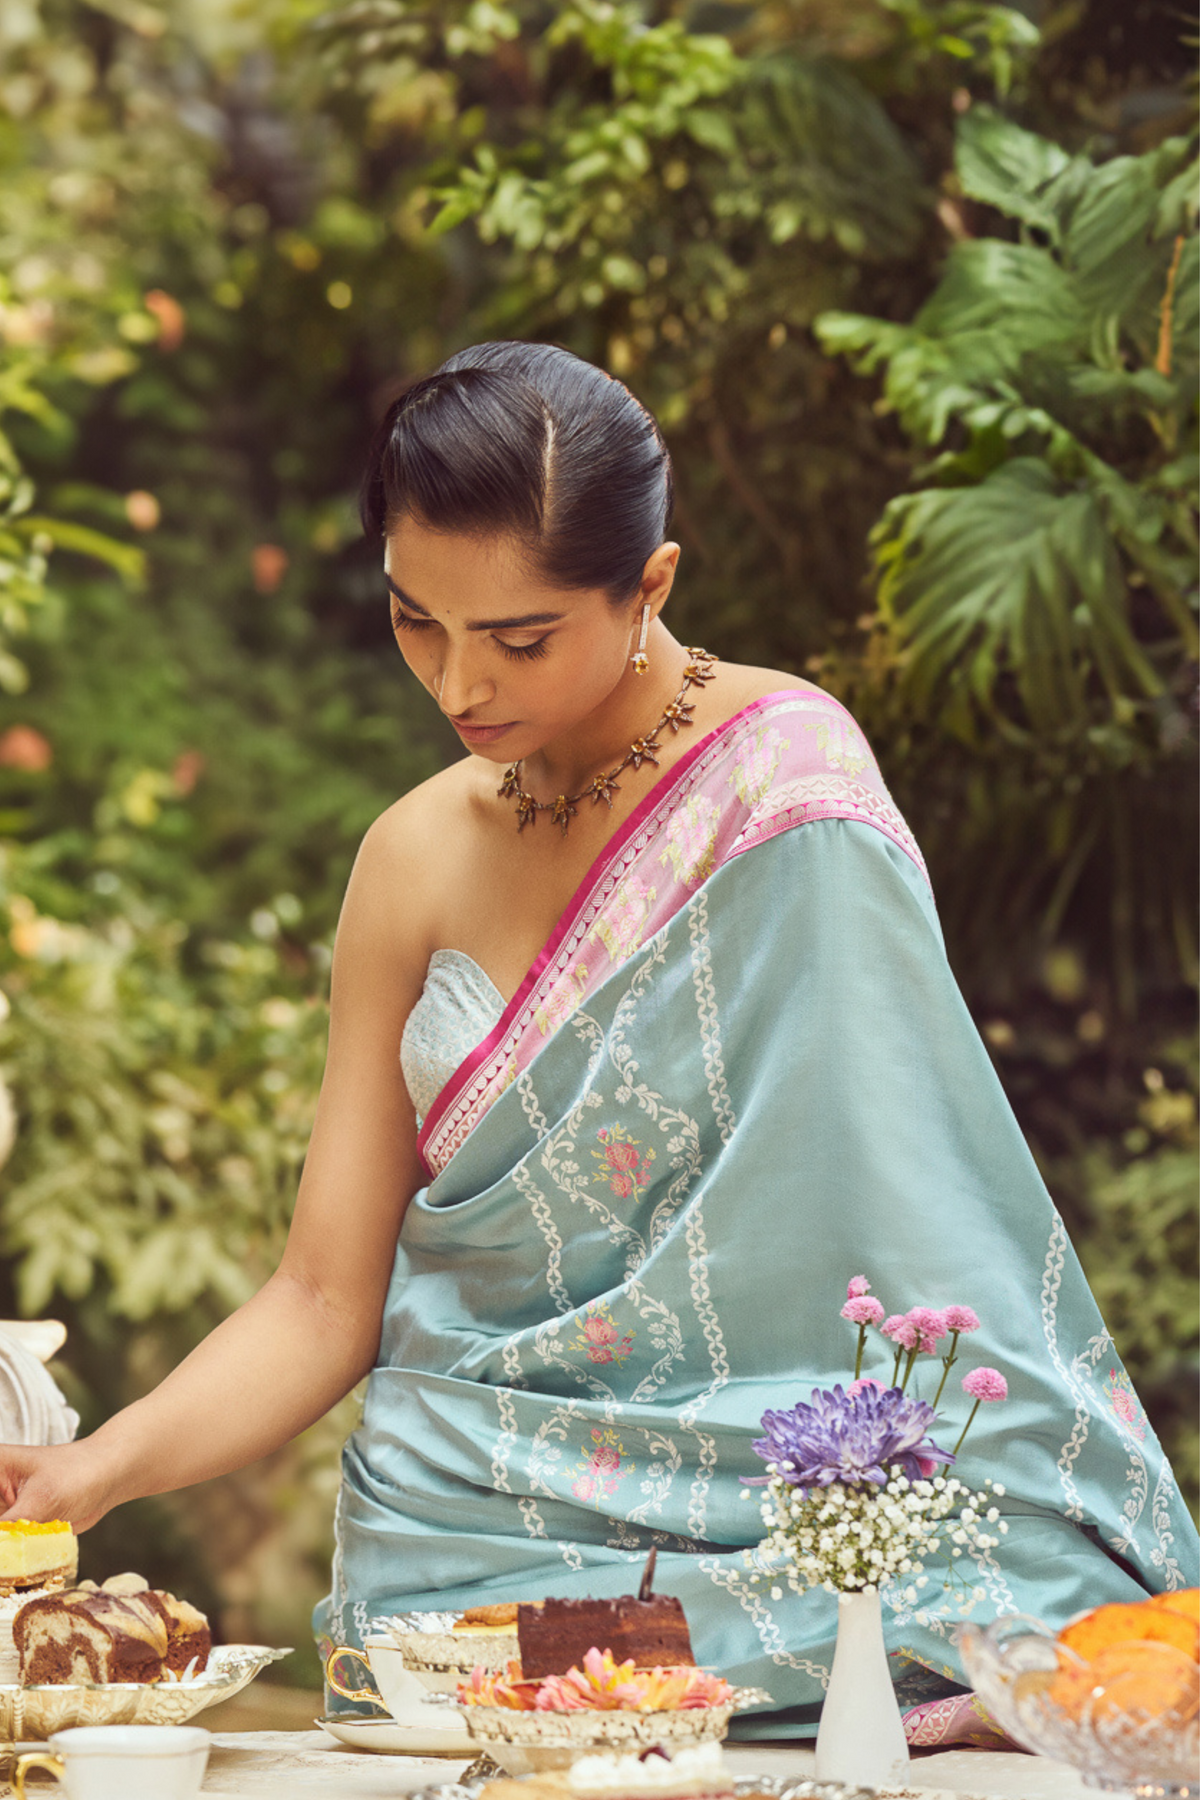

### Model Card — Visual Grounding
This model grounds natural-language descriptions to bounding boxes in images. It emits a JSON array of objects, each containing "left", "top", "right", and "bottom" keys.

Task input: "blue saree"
[{"left": 315, "top": 692, "right": 1198, "bottom": 1733}]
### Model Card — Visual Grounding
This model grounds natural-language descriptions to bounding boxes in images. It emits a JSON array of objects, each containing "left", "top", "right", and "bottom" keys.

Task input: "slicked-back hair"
[{"left": 360, "top": 341, "right": 674, "bottom": 603}]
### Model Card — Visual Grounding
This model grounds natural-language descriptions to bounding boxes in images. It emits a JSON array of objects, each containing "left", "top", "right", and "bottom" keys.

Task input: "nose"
[{"left": 435, "top": 638, "right": 494, "bottom": 716}]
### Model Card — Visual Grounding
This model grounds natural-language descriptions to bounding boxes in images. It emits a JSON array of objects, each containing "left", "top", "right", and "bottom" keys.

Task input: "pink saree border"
[{"left": 416, "top": 689, "right": 925, "bottom": 1179}]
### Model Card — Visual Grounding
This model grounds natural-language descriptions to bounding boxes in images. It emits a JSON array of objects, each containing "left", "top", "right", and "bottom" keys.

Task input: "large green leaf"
[
  {"left": 1061, "top": 138, "right": 1197, "bottom": 329},
  {"left": 916, "top": 238, "right": 1086, "bottom": 351},
  {"left": 955, "top": 105, "right": 1072, "bottom": 239},
  {"left": 871, "top": 458, "right": 1163, "bottom": 738}
]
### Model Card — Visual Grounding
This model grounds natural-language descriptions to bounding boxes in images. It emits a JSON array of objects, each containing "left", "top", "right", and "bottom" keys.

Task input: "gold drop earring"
[{"left": 631, "top": 604, "right": 651, "bottom": 675}]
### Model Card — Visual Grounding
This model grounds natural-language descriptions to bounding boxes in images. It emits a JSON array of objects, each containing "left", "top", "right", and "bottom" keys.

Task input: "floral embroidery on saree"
[
  {"left": 1104, "top": 1368, "right": 1147, "bottom": 1441},
  {"left": 732, "top": 724, "right": 790, "bottom": 804},
  {"left": 589, "top": 874, "right": 657, "bottom": 961},
  {"left": 568, "top": 1301, "right": 636, "bottom": 1366},
  {"left": 592, "top": 1125, "right": 656, "bottom": 1202},
  {"left": 571, "top": 1425, "right": 635, "bottom": 1506},
  {"left": 659, "top": 793, "right": 721, "bottom": 886}
]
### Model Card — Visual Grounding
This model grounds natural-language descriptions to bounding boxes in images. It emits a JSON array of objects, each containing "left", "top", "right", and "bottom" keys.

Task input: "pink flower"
[
  {"left": 906, "top": 1307, "right": 948, "bottom": 1343},
  {"left": 847, "top": 1276, "right": 871, "bottom": 1299},
  {"left": 841, "top": 1296, "right": 885, "bottom": 1326},
  {"left": 882, "top": 1315, "right": 920, "bottom": 1350},
  {"left": 572, "top": 1474, "right": 597, "bottom": 1501},
  {"left": 606, "top": 1141, "right": 640, "bottom": 1171},
  {"left": 609, "top": 1173, "right": 633, "bottom": 1199},
  {"left": 943, "top": 1305, "right": 981, "bottom": 1334},
  {"left": 584, "top": 1317, "right": 618, "bottom": 1346},
  {"left": 847, "top": 1376, "right": 886, "bottom": 1397},
  {"left": 962, "top": 1367, "right": 1008, "bottom": 1403},
  {"left": 587, "top": 1346, "right": 614, "bottom": 1365}
]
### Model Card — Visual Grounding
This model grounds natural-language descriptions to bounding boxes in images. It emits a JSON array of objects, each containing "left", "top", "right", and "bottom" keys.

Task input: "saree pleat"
[{"left": 316, "top": 705, "right": 1197, "bottom": 1732}]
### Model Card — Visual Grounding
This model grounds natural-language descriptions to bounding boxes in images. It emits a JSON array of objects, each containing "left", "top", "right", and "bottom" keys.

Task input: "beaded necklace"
[{"left": 497, "top": 649, "right": 717, "bottom": 835}]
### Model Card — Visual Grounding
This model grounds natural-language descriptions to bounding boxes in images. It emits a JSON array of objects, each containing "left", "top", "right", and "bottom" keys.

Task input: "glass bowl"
[{"left": 960, "top": 1612, "right": 1198, "bottom": 1797}]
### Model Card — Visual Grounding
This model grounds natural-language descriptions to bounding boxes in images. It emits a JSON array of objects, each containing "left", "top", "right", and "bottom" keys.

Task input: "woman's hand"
[{"left": 0, "top": 1439, "right": 119, "bottom": 1534}]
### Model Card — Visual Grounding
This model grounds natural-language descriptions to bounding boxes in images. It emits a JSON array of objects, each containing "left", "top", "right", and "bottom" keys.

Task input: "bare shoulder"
[
  {"left": 708, "top": 661, "right": 829, "bottom": 713},
  {"left": 359, "top": 756, "right": 474, "bottom": 869},
  {"left": 337, "top": 757, "right": 477, "bottom": 979}
]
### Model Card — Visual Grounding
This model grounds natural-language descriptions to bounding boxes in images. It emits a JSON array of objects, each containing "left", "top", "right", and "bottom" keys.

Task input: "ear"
[{"left": 638, "top": 541, "right": 681, "bottom": 618}]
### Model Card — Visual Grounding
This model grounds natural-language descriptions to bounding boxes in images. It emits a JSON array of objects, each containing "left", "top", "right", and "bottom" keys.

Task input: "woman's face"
[{"left": 384, "top": 518, "right": 656, "bottom": 764}]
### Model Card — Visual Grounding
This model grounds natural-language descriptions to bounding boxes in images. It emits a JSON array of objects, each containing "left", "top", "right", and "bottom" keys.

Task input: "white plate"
[{"left": 316, "top": 1712, "right": 477, "bottom": 1756}]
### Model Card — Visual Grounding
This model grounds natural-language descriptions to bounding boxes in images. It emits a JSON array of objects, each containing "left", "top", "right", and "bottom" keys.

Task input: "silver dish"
[
  {"left": 407, "top": 1777, "right": 880, "bottom": 1800},
  {"left": 371, "top": 1612, "right": 518, "bottom": 1692},
  {"left": 0, "top": 1643, "right": 290, "bottom": 1740}
]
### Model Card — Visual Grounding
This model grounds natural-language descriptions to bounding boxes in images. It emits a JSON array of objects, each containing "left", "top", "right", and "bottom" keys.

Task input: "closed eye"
[
  {"left": 391, "top": 608, "right": 432, "bottom": 633},
  {"left": 496, "top": 638, "right": 549, "bottom": 661}
]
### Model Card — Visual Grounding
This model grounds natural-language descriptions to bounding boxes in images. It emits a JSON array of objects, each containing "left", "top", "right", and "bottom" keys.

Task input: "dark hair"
[{"left": 360, "top": 341, "right": 674, "bottom": 602}]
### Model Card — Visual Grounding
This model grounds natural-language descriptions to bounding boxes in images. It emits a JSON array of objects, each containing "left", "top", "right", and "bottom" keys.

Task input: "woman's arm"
[{"left": 0, "top": 810, "right": 432, "bottom": 1530}]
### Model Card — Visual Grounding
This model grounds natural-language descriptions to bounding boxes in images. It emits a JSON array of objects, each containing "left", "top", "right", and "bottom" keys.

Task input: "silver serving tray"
[
  {"left": 0, "top": 1644, "right": 290, "bottom": 1740},
  {"left": 408, "top": 1777, "right": 885, "bottom": 1800}
]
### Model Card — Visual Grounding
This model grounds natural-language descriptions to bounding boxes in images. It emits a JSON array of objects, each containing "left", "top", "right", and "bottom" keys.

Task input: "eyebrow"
[{"left": 385, "top": 573, "right": 566, "bottom": 631}]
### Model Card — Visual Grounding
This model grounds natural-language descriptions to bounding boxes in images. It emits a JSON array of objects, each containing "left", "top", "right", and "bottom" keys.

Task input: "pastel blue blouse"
[{"left": 400, "top": 950, "right": 506, "bottom": 1128}]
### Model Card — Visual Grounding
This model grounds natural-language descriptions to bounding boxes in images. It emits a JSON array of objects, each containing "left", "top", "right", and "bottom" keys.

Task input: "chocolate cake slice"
[
  {"left": 517, "top": 1593, "right": 695, "bottom": 1680},
  {"left": 14, "top": 1588, "right": 168, "bottom": 1685}
]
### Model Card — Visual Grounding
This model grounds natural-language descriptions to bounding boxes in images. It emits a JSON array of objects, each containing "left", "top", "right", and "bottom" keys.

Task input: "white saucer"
[{"left": 316, "top": 1713, "right": 476, "bottom": 1756}]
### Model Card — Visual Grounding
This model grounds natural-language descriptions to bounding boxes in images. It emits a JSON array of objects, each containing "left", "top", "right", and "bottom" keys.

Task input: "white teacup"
[
  {"left": 14, "top": 1725, "right": 210, "bottom": 1800},
  {"left": 325, "top": 1637, "right": 463, "bottom": 1728}
]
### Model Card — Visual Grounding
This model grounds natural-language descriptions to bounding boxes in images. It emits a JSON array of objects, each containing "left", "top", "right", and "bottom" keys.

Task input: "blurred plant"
[{"left": 812, "top": 108, "right": 1198, "bottom": 1010}]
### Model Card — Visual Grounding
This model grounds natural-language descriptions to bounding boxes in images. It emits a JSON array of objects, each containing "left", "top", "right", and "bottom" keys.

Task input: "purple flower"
[
  {"left": 751, "top": 1384, "right": 955, "bottom": 1491},
  {"left": 840, "top": 1295, "right": 885, "bottom": 1326}
]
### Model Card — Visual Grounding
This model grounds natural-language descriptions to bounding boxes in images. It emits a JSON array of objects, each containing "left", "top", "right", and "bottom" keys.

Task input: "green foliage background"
[{"left": 0, "top": 0, "right": 1194, "bottom": 1677}]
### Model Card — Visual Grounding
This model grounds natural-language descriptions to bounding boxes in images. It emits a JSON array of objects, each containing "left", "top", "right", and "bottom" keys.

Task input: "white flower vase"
[{"left": 814, "top": 1588, "right": 910, "bottom": 1789}]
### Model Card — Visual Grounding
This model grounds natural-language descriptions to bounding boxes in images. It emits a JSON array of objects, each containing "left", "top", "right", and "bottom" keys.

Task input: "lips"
[{"left": 449, "top": 717, "right": 516, "bottom": 745}]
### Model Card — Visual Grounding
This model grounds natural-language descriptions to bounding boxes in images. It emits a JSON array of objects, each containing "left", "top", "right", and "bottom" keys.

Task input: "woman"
[{"left": 1, "top": 343, "right": 1194, "bottom": 1734}]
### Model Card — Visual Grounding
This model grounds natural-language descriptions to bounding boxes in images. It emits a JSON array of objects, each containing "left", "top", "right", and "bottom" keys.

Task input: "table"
[{"left": 182, "top": 1733, "right": 1134, "bottom": 1799}]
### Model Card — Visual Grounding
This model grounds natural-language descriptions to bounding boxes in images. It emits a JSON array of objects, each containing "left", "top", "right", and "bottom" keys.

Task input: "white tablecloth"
[{"left": 189, "top": 1732, "right": 1132, "bottom": 1799}]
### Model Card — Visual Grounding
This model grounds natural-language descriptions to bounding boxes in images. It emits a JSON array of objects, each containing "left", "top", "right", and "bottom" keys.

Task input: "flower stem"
[
  {"left": 890, "top": 1344, "right": 903, "bottom": 1387},
  {"left": 953, "top": 1398, "right": 981, "bottom": 1457},
  {"left": 932, "top": 1332, "right": 959, "bottom": 1410},
  {"left": 901, "top": 1345, "right": 919, "bottom": 1392},
  {"left": 854, "top": 1326, "right": 866, "bottom": 1382}
]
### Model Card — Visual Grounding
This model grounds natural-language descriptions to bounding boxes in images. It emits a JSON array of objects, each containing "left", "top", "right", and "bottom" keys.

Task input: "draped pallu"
[{"left": 316, "top": 692, "right": 1198, "bottom": 1734}]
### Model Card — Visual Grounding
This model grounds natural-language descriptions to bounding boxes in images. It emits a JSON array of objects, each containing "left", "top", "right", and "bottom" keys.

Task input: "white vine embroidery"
[
  {"left": 1039, "top": 1217, "right": 1088, "bottom": 1520},
  {"left": 688, "top": 891, "right": 736, "bottom": 1146},
  {"left": 698, "top": 1556, "right": 828, "bottom": 1679}
]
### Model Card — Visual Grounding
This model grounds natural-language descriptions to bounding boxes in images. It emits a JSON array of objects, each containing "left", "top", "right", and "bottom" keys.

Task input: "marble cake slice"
[
  {"left": 149, "top": 1589, "right": 212, "bottom": 1675},
  {"left": 13, "top": 1589, "right": 168, "bottom": 1685}
]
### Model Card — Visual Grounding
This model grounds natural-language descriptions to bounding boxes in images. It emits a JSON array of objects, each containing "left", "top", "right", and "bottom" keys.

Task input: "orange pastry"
[
  {"left": 1048, "top": 1590, "right": 1200, "bottom": 1726},
  {"left": 1146, "top": 1589, "right": 1200, "bottom": 1624},
  {"left": 1072, "top": 1643, "right": 1197, "bottom": 1724},
  {"left": 1059, "top": 1599, "right": 1199, "bottom": 1664}
]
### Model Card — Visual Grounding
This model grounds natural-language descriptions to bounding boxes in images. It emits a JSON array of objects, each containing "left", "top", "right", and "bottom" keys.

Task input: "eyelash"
[{"left": 390, "top": 610, "right": 550, "bottom": 662}]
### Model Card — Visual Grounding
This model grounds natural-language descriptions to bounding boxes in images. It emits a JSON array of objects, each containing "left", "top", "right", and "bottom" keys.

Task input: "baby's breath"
[{"left": 746, "top": 1469, "right": 1008, "bottom": 1612}]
